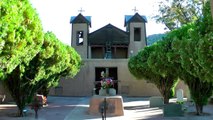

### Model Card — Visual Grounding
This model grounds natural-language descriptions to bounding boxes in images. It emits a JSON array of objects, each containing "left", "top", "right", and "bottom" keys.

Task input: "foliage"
[
  {"left": 1, "top": 1, "right": 81, "bottom": 115},
  {"left": 128, "top": 45, "right": 178, "bottom": 104},
  {"left": 4, "top": 31, "right": 81, "bottom": 117},
  {"left": 0, "top": 0, "right": 44, "bottom": 79},
  {"left": 130, "top": 0, "right": 213, "bottom": 113},
  {"left": 154, "top": 0, "right": 204, "bottom": 30},
  {"left": 37, "top": 32, "right": 82, "bottom": 96},
  {"left": 24, "top": 31, "right": 81, "bottom": 100},
  {"left": 176, "top": 101, "right": 184, "bottom": 105},
  {"left": 147, "top": 39, "right": 180, "bottom": 103},
  {"left": 177, "top": 0, "right": 213, "bottom": 83},
  {"left": 0, "top": 0, "right": 44, "bottom": 116},
  {"left": 162, "top": 0, "right": 213, "bottom": 115},
  {"left": 128, "top": 46, "right": 158, "bottom": 81},
  {"left": 0, "top": 0, "right": 82, "bottom": 117},
  {"left": 161, "top": 24, "right": 213, "bottom": 116},
  {"left": 179, "top": 1, "right": 213, "bottom": 115}
]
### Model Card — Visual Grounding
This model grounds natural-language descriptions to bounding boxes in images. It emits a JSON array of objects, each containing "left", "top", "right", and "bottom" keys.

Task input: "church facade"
[{"left": 49, "top": 13, "right": 188, "bottom": 97}]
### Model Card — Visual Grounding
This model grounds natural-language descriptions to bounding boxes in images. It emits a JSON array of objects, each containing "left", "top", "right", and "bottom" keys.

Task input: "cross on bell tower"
[
  {"left": 132, "top": 6, "right": 138, "bottom": 13},
  {"left": 78, "top": 7, "right": 85, "bottom": 13}
]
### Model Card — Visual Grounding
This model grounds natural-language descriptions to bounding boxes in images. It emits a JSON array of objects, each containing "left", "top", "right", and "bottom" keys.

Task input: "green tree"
[
  {"left": 37, "top": 32, "right": 82, "bottom": 97},
  {"left": 0, "top": 0, "right": 43, "bottom": 79},
  {"left": 153, "top": 0, "right": 213, "bottom": 115},
  {"left": 178, "top": 1, "right": 213, "bottom": 115},
  {"left": 162, "top": 25, "right": 213, "bottom": 115},
  {"left": 177, "top": 0, "right": 213, "bottom": 84},
  {"left": 178, "top": 38, "right": 213, "bottom": 115},
  {"left": 4, "top": 32, "right": 81, "bottom": 116},
  {"left": 164, "top": 2, "right": 213, "bottom": 114},
  {"left": 128, "top": 45, "right": 177, "bottom": 104},
  {"left": 154, "top": 0, "right": 204, "bottom": 30},
  {"left": 0, "top": 0, "right": 44, "bottom": 116},
  {"left": 0, "top": 0, "right": 81, "bottom": 117},
  {"left": 147, "top": 39, "right": 179, "bottom": 104}
]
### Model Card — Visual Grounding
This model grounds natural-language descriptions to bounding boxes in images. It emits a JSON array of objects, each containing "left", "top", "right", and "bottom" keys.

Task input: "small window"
[
  {"left": 134, "top": 28, "right": 141, "bottom": 41},
  {"left": 76, "top": 31, "right": 84, "bottom": 45}
]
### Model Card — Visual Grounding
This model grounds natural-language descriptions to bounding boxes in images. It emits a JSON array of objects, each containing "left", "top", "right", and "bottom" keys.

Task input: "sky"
[{"left": 30, "top": 0, "right": 167, "bottom": 45}]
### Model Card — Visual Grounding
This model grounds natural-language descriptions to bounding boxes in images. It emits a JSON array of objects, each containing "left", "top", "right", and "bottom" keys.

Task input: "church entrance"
[{"left": 95, "top": 67, "right": 118, "bottom": 95}]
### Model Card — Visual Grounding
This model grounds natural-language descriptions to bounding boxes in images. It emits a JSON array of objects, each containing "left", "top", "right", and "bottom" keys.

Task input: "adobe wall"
[
  {"left": 0, "top": 81, "right": 13, "bottom": 102},
  {"left": 49, "top": 59, "right": 189, "bottom": 97}
]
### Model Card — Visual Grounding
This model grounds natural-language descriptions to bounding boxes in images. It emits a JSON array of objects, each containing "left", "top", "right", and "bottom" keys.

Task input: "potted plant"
[{"left": 99, "top": 71, "right": 116, "bottom": 96}]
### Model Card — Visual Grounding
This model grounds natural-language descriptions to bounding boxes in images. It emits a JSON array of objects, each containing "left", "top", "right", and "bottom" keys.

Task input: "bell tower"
[
  {"left": 70, "top": 13, "right": 91, "bottom": 59},
  {"left": 124, "top": 12, "right": 147, "bottom": 57}
]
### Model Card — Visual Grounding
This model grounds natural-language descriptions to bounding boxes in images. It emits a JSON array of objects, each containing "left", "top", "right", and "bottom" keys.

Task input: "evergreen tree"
[
  {"left": 1, "top": 0, "right": 82, "bottom": 116},
  {"left": 128, "top": 45, "right": 178, "bottom": 104},
  {"left": 0, "top": 0, "right": 44, "bottom": 116},
  {"left": 161, "top": 1, "right": 213, "bottom": 115},
  {"left": 147, "top": 39, "right": 179, "bottom": 104},
  {"left": 0, "top": 0, "right": 44, "bottom": 79},
  {"left": 4, "top": 31, "right": 81, "bottom": 117}
]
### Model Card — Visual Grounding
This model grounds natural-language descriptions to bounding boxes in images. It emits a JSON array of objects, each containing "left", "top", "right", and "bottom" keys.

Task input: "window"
[
  {"left": 76, "top": 31, "right": 84, "bottom": 45},
  {"left": 134, "top": 28, "right": 141, "bottom": 41}
]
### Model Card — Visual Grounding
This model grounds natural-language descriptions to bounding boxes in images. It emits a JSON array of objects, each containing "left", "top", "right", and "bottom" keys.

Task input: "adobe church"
[{"left": 49, "top": 12, "right": 188, "bottom": 97}]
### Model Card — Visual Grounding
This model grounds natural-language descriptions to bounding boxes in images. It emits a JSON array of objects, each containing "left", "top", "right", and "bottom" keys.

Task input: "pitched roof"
[
  {"left": 70, "top": 13, "right": 91, "bottom": 27},
  {"left": 124, "top": 13, "right": 147, "bottom": 26},
  {"left": 89, "top": 24, "right": 129, "bottom": 45}
]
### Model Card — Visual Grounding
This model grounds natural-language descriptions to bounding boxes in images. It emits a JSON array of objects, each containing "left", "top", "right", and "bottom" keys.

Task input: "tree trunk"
[
  {"left": 163, "top": 94, "right": 170, "bottom": 104},
  {"left": 158, "top": 78, "right": 178, "bottom": 104},
  {"left": 186, "top": 77, "right": 213, "bottom": 116},
  {"left": 4, "top": 66, "right": 30, "bottom": 117},
  {"left": 17, "top": 107, "right": 24, "bottom": 117},
  {"left": 16, "top": 100, "right": 26, "bottom": 117},
  {"left": 159, "top": 87, "right": 170, "bottom": 104},
  {"left": 195, "top": 104, "right": 203, "bottom": 115}
]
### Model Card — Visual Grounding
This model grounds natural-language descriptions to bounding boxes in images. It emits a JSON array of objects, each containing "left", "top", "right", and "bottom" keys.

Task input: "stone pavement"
[
  {"left": 65, "top": 97, "right": 162, "bottom": 120},
  {"left": 64, "top": 97, "right": 213, "bottom": 120},
  {"left": 0, "top": 96, "right": 213, "bottom": 120}
]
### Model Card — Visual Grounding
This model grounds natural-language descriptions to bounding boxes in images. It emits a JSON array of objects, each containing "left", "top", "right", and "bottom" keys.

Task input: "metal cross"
[
  {"left": 132, "top": 6, "right": 138, "bottom": 13},
  {"left": 78, "top": 7, "right": 85, "bottom": 13}
]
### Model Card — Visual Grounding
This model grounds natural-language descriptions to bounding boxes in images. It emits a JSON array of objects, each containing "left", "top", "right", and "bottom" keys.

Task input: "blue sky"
[{"left": 30, "top": 0, "right": 167, "bottom": 45}]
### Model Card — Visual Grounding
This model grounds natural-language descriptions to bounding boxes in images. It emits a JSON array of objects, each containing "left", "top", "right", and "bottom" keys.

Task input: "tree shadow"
[{"left": 124, "top": 105, "right": 150, "bottom": 110}]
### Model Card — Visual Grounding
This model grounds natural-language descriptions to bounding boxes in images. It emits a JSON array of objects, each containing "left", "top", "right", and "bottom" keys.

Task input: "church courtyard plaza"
[{"left": 0, "top": 96, "right": 213, "bottom": 120}]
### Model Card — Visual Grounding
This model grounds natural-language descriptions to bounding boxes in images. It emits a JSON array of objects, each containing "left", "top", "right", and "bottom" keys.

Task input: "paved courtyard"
[{"left": 0, "top": 96, "right": 213, "bottom": 120}]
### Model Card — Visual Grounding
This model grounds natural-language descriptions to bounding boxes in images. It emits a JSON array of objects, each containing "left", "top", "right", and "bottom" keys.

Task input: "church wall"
[
  {"left": 0, "top": 81, "right": 13, "bottom": 102},
  {"left": 49, "top": 59, "right": 189, "bottom": 97}
]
